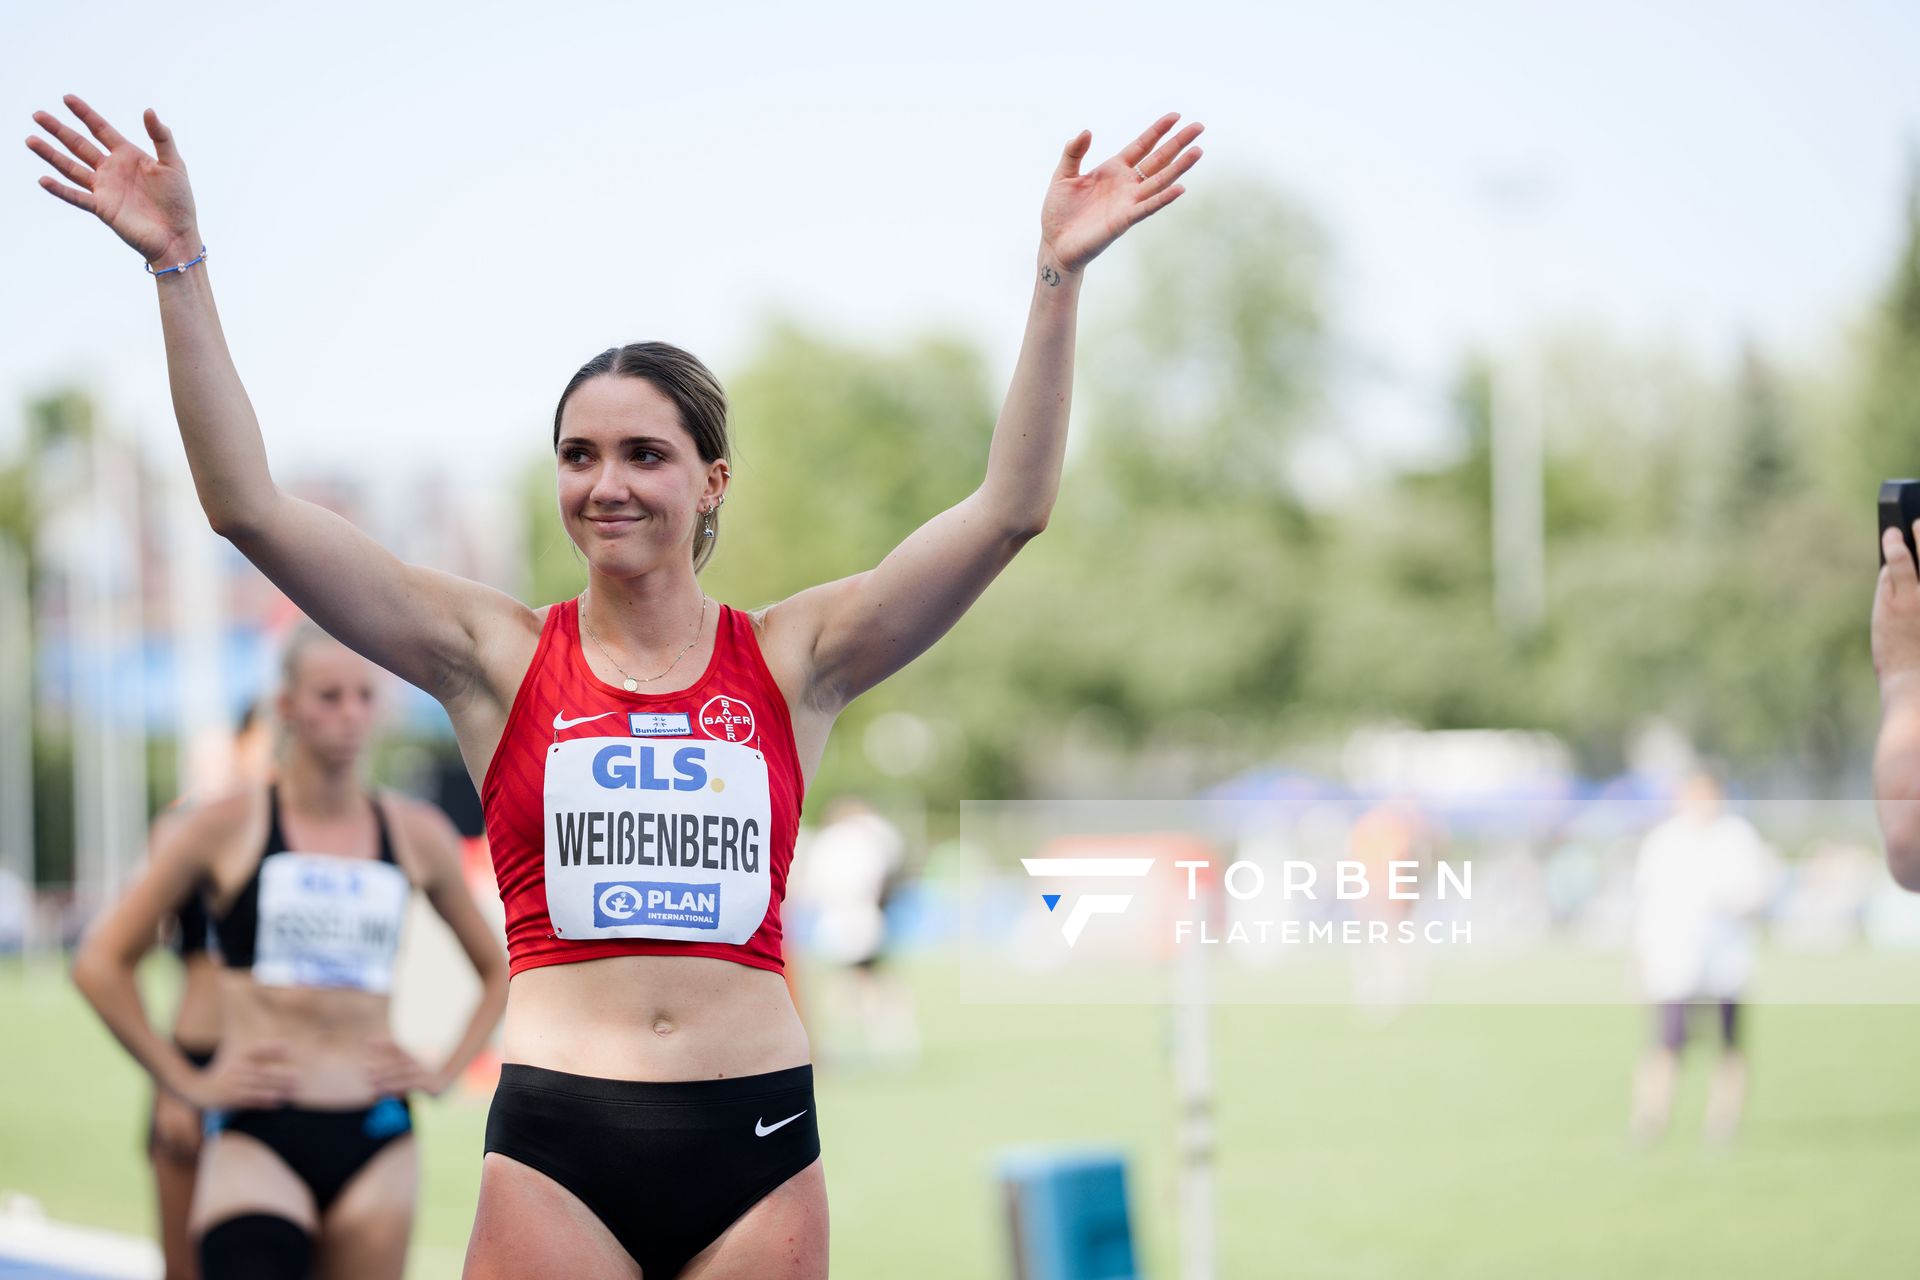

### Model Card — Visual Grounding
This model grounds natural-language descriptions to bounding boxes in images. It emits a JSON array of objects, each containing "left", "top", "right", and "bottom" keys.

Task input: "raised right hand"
[
  {"left": 183, "top": 1041, "right": 298, "bottom": 1111},
  {"left": 26, "top": 94, "right": 200, "bottom": 266}
]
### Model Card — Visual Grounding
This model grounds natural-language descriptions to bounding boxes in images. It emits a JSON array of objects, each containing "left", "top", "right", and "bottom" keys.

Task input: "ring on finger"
[{"left": 1134, "top": 164, "right": 1148, "bottom": 182}]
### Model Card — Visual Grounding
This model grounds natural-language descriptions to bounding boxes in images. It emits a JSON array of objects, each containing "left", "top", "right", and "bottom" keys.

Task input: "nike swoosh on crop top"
[
  {"left": 480, "top": 598, "right": 806, "bottom": 977},
  {"left": 207, "top": 785, "right": 410, "bottom": 994}
]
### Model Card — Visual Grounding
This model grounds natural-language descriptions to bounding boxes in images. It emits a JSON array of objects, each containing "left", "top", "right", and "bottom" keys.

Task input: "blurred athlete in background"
[
  {"left": 144, "top": 701, "right": 274, "bottom": 1280},
  {"left": 74, "top": 626, "right": 508, "bottom": 1278}
]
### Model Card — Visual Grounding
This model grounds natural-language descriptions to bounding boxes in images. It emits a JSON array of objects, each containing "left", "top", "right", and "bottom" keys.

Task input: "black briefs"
[
  {"left": 484, "top": 1062, "right": 821, "bottom": 1278},
  {"left": 205, "top": 1097, "right": 413, "bottom": 1213},
  {"left": 1657, "top": 999, "right": 1741, "bottom": 1053}
]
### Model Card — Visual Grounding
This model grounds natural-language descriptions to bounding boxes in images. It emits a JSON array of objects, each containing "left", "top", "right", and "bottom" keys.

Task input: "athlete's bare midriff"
[
  {"left": 216, "top": 974, "right": 397, "bottom": 1107},
  {"left": 501, "top": 954, "right": 810, "bottom": 1080},
  {"left": 171, "top": 952, "right": 223, "bottom": 1049}
]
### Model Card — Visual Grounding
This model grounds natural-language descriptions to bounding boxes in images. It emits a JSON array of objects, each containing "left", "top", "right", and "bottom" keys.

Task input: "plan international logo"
[
  {"left": 1020, "top": 856, "right": 1156, "bottom": 947},
  {"left": 594, "top": 881, "right": 722, "bottom": 929}
]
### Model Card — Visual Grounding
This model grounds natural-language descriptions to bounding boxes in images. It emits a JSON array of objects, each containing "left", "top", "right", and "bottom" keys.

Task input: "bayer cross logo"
[
  {"left": 699, "top": 695, "right": 756, "bottom": 744},
  {"left": 598, "top": 884, "right": 640, "bottom": 921},
  {"left": 1020, "top": 857, "right": 1156, "bottom": 946}
]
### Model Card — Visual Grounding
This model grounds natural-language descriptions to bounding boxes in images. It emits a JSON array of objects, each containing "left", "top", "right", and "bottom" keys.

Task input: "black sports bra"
[
  {"left": 208, "top": 785, "right": 399, "bottom": 971},
  {"left": 170, "top": 886, "right": 211, "bottom": 959}
]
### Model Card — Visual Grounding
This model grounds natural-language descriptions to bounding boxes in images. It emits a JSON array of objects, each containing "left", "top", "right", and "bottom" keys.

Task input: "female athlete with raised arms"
[{"left": 30, "top": 94, "right": 1203, "bottom": 1277}]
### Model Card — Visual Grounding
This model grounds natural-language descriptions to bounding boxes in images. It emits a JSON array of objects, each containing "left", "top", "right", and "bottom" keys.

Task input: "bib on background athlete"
[
  {"left": 208, "top": 786, "right": 411, "bottom": 994},
  {"left": 252, "top": 852, "right": 410, "bottom": 993}
]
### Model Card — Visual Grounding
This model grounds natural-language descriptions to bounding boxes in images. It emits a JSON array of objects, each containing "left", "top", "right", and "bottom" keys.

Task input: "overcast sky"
[{"left": 6, "top": 0, "right": 1918, "bottom": 499}]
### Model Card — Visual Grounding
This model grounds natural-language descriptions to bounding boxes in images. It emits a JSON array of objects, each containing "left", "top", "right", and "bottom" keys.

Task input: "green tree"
[
  {"left": 1853, "top": 158, "right": 1920, "bottom": 492},
  {"left": 1724, "top": 341, "right": 1796, "bottom": 522},
  {"left": 1079, "top": 175, "right": 1330, "bottom": 515},
  {"left": 8, "top": 389, "right": 99, "bottom": 884},
  {"left": 1005, "top": 178, "right": 1332, "bottom": 756},
  {"left": 518, "top": 453, "right": 586, "bottom": 609},
  {"left": 705, "top": 320, "right": 1004, "bottom": 808}
]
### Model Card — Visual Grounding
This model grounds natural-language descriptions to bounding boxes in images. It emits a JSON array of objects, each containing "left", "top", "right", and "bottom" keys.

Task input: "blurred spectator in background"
[
  {"left": 1771, "top": 838, "right": 1882, "bottom": 949},
  {"left": 1628, "top": 767, "right": 1780, "bottom": 1145},
  {"left": 794, "top": 797, "right": 919, "bottom": 1066},
  {"left": 1347, "top": 796, "right": 1435, "bottom": 1019}
]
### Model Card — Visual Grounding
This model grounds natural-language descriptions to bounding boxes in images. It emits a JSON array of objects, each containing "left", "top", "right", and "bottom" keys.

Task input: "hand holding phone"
[
  {"left": 1880, "top": 480, "right": 1920, "bottom": 573},
  {"left": 1874, "top": 480, "right": 1920, "bottom": 689}
]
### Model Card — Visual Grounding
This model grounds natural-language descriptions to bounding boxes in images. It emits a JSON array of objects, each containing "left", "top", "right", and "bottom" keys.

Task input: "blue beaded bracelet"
[{"left": 146, "top": 244, "right": 208, "bottom": 277}]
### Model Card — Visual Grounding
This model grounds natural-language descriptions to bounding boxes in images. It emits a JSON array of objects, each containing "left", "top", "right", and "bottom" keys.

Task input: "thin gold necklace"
[{"left": 580, "top": 593, "right": 709, "bottom": 691}]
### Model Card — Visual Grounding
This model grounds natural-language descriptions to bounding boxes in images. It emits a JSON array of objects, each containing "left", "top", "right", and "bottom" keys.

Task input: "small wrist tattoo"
[{"left": 1040, "top": 263, "right": 1063, "bottom": 287}]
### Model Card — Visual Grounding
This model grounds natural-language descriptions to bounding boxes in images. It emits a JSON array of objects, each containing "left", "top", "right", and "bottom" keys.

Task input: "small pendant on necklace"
[{"left": 623, "top": 678, "right": 639, "bottom": 692}]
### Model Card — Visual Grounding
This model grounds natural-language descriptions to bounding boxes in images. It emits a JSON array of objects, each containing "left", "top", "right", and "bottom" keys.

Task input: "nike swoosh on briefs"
[
  {"left": 755, "top": 1111, "right": 807, "bottom": 1137},
  {"left": 553, "top": 710, "right": 619, "bottom": 731}
]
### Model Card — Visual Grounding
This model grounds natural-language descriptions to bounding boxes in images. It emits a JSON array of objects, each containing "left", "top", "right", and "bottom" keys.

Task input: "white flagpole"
[
  {"left": 0, "top": 536, "right": 35, "bottom": 941},
  {"left": 1174, "top": 866, "right": 1216, "bottom": 1280}
]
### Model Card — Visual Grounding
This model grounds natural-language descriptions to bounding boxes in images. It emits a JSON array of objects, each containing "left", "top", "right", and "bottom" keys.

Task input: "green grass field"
[{"left": 4, "top": 949, "right": 1919, "bottom": 1278}]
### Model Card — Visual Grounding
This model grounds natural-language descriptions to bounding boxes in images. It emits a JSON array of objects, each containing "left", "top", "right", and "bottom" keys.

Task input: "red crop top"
[{"left": 480, "top": 598, "right": 805, "bottom": 977}]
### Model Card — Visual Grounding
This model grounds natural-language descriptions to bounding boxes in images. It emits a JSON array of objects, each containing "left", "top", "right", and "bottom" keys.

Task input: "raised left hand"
[{"left": 1040, "top": 112, "right": 1203, "bottom": 274}]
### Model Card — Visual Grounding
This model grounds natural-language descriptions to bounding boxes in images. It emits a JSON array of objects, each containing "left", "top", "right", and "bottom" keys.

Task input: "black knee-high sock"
[{"left": 199, "top": 1213, "right": 312, "bottom": 1280}]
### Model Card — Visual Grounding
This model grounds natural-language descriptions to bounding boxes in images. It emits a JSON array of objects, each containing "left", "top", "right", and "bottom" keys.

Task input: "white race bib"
[
  {"left": 543, "top": 737, "right": 773, "bottom": 943},
  {"left": 252, "top": 852, "right": 410, "bottom": 993}
]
